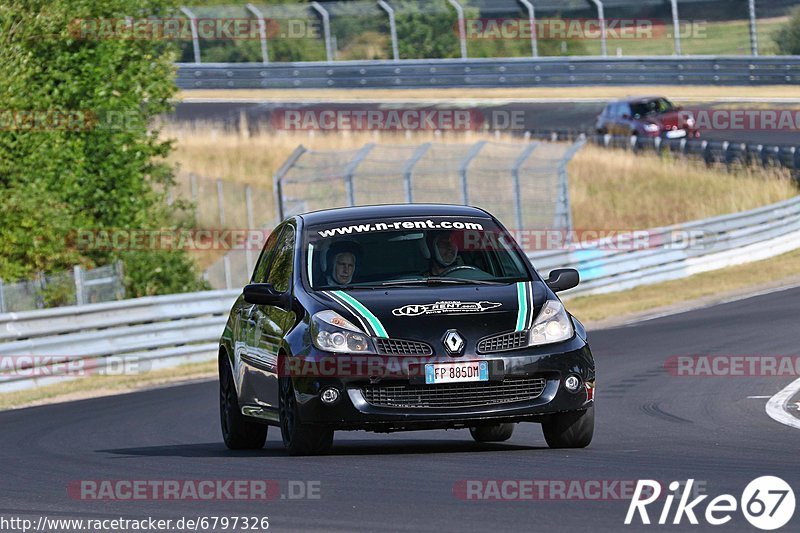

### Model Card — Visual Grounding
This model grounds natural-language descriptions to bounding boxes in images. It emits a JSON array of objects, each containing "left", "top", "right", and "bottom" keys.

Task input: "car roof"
[
  {"left": 297, "top": 203, "right": 492, "bottom": 226},
  {"left": 616, "top": 96, "right": 668, "bottom": 104}
]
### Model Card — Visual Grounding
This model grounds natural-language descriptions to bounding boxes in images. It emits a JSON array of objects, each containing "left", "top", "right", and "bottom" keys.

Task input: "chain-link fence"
[
  {"left": 198, "top": 138, "right": 584, "bottom": 290},
  {"left": 0, "top": 262, "right": 125, "bottom": 313},
  {"left": 174, "top": 0, "right": 799, "bottom": 63}
]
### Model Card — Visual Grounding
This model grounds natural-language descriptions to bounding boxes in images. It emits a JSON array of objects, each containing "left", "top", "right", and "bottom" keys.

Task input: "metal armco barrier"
[
  {"left": 2, "top": 195, "right": 800, "bottom": 391},
  {"left": 0, "top": 290, "right": 239, "bottom": 393},
  {"left": 534, "top": 195, "right": 800, "bottom": 298},
  {"left": 177, "top": 56, "right": 800, "bottom": 89}
]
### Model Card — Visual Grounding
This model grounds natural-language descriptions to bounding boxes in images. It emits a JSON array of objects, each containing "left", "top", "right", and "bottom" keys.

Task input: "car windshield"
[
  {"left": 305, "top": 216, "right": 531, "bottom": 290},
  {"left": 630, "top": 98, "right": 675, "bottom": 117}
]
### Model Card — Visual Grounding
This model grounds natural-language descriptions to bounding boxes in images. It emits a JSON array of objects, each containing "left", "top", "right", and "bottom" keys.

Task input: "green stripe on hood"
[{"left": 332, "top": 290, "right": 389, "bottom": 338}]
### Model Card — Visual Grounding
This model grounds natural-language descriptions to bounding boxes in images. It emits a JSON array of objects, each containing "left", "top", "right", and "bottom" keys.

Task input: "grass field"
[{"left": 167, "top": 129, "right": 797, "bottom": 232}]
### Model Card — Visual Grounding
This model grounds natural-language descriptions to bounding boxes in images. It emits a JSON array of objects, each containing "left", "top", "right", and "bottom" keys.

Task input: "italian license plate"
[
  {"left": 425, "top": 361, "right": 489, "bottom": 384},
  {"left": 666, "top": 129, "right": 686, "bottom": 139}
]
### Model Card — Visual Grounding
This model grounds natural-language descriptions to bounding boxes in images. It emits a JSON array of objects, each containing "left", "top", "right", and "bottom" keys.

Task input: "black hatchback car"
[{"left": 219, "top": 204, "right": 595, "bottom": 455}]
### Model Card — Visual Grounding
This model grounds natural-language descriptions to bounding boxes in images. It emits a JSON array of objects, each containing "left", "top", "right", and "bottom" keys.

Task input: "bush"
[
  {"left": 774, "top": 6, "right": 800, "bottom": 55},
  {"left": 0, "top": 0, "right": 208, "bottom": 296}
]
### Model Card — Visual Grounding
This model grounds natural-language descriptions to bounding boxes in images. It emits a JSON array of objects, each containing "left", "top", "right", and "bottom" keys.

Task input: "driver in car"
[
  {"left": 422, "top": 231, "right": 464, "bottom": 276},
  {"left": 326, "top": 241, "right": 360, "bottom": 286}
]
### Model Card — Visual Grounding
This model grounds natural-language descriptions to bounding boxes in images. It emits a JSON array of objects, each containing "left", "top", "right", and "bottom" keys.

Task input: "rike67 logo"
[{"left": 626, "top": 477, "right": 795, "bottom": 530}]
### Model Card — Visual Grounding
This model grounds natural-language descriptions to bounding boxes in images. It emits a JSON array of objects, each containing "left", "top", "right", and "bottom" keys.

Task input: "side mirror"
[
  {"left": 243, "top": 283, "right": 289, "bottom": 307},
  {"left": 546, "top": 268, "right": 580, "bottom": 293}
]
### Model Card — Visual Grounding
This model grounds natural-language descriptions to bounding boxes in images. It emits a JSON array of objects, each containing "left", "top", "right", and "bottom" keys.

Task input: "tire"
[
  {"left": 542, "top": 406, "right": 594, "bottom": 449},
  {"left": 469, "top": 423, "right": 515, "bottom": 442},
  {"left": 279, "top": 378, "right": 334, "bottom": 456},
  {"left": 219, "top": 356, "right": 268, "bottom": 450}
]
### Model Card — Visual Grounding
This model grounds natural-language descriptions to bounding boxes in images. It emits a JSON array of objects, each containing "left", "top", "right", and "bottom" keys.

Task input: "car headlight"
[
  {"left": 311, "top": 310, "right": 375, "bottom": 354},
  {"left": 528, "top": 300, "right": 574, "bottom": 346},
  {"left": 643, "top": 123, "right": 660, "bottom": 132}
]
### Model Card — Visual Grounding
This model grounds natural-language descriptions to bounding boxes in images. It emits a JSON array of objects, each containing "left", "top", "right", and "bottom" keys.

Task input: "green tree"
[
  {"left": 0, "top": 0, "right": 207, "bottom": 297},
  {"left": 774, "top": 6, "right": 800, "bottom": 55}
]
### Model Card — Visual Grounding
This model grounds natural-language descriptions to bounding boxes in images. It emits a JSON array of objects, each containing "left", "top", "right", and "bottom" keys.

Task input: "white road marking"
[
  {"left": 747, "top": 395, "right": 772, "bottom": 399},
  {"left": 766, "top": 377, "right": 800, "bottom": 430}
]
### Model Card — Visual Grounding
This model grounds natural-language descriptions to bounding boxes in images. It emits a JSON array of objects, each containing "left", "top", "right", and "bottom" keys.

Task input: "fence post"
[
  {"left": 670, "top": 0, "right": 682, "bottom": 55},
  {"left": 216, "top": 179, "right": 226, "bottom": 226},
  {"left": 588, "top": 0, "right": 607, "bottom": 57},
  {"left": 377, "top": 0, "right": 399, "bottom": 61},
  {"left": 748, "top": 0, "right": 759, "bottom": 56},
  {"left": 459, "top": 141, "right": 487, "bottom": 205},
  {"left": 245, "top": 184, "right": 256, "bottom": 276},
  {"left": 447, "top": 0, "right": 468, "bottom": 59},
  {"left": 115, "top": 260, "right": 126, "bottom": 300},
  {"left": 0, "top": 278, "right": 5, "bottom": 313},
  {"left": 518, "top": 0, "right": 538, "bottom": 57},
  {"left": 36, "top": 271, "right": 46, "bottom": 310},
  {"left": 246, "top": 3, "right": 270, "bottom": 64},
  {"left": 402, "top": 142, "right": 432, "bottom": 203},
  {"left": 311, "top": 2, "right": 334, "bottom": 62},
  {"left": 179, "top": 7, "right": 202, "bottom": 64},
  {"left": 343, "top": 143, "right": 376, "bottom": 206},
  {"left": 273, "top": 145, "right": 308, "bottom": 221},
  {"left": 554, "top": 139, "right": 586, "bottom": 235},
  {"left": 511, "top": 142, "right": 539, "bottom": 233},
  {"left": 73, "top": 265, "right": 85, "bottom": 306}
]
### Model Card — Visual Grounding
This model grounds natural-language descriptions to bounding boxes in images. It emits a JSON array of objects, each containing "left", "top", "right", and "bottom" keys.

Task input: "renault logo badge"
[{"left": 442, "top": 330, "right": 465, "bottom": 355}]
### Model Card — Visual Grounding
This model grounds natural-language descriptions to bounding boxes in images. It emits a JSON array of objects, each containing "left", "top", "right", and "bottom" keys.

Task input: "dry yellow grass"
[
  {"left": 179, "top": 85, "right": 800, "bottom": 102},
  {"left": 166, "top": 126, "right": 518, "bottom": 185},
  {"left": 168, "top": 128, "right": 797, "bottom": 230},
  {"left": 569, "top": 144, "right": 796, "bottom": 229}
]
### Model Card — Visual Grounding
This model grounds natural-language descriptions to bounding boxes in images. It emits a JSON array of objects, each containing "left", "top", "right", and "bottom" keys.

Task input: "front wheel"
[
  {"left": 220, "top": 356, "right": 268, "bottom": 450},
  {"left": 542, "top": 406, "right": 594, "bottom": 449},
  {"left": 469, "top": 423, "right": 515, "bottom": 442},
  {"left": 279, "top": 378, "right": 334, "bottom": 456}
]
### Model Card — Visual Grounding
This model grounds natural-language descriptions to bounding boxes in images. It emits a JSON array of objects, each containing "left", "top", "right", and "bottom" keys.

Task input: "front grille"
[
  {"left": 361, "top": 377, "right": 547, "bottom": 408},
  {"left": 477, "top": 331, "right": 528, "bottom": 354},
  {"left": 375, "top": 337, "right": 433, "bottom": 356}
]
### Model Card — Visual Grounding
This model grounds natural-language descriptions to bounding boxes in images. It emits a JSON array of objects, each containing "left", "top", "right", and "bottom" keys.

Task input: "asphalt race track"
[
  {"left": 1, "top": 286, "right": 799, "bottom": 532},
  {"left": 171, "top": 100, "right": 800, "bottom": 145}
]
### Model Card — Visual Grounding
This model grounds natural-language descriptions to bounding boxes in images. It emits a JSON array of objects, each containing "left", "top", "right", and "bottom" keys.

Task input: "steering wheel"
[{"left": 439, "top": 265, "right": 480, "bottom": 276}]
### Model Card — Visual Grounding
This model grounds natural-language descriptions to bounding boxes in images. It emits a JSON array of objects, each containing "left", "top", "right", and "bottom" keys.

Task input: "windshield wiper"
[{"left": 379, "top": 277, "right": 503, "bottom": 286}]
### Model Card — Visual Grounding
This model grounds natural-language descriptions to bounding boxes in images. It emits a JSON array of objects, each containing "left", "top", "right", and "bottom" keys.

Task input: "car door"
[
  {"left": 236, "top": 226, "right": 282, "bottom": 366},
  {"left": 250, "top": 224, "right": 298, "bottom": 408}
]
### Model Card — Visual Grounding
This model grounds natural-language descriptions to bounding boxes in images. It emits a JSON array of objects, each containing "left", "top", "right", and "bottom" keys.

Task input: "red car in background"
[{"left": 595, "top": 96, "right": 699, "bottom": 139}]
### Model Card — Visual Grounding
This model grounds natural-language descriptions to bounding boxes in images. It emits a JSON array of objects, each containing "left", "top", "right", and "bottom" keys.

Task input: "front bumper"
[{"left": 287, "top": 336, "right": 594, "bottom": 432}]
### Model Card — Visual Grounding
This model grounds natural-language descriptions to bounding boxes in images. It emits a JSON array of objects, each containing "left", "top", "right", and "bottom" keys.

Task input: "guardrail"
[
  {"left": 2, "top": 194, "right": 800, "bottom": 392},
  {"left": 527, "top": 131, "right": 800, "bottom": 176},
  {"left": 0, "top": 290, "right": 238, "bottom": 392},
  {"left": 177, "top": 56, "right": 800, "bottom": 89},
  {"left": 535, "top": 195, "right": 800, "bottom": 297}
]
